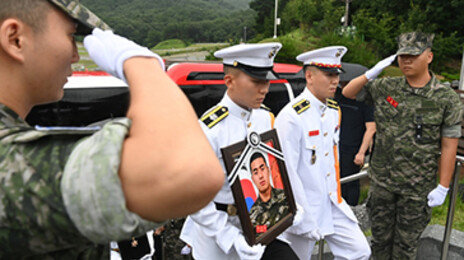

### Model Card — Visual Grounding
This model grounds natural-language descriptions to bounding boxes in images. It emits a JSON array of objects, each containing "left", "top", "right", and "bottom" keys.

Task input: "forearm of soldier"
[
  {"left": 357, "top": 122, "right": 376, "bottom": 155},
  {"left": 119, "top": 57, "right": 224, "bottom": 222},
  {"left": 438, "top": 137, "right": 459, "bottom": 188},
  {"left": 342, "top": 75, "right": 369, "bottom": 99}
]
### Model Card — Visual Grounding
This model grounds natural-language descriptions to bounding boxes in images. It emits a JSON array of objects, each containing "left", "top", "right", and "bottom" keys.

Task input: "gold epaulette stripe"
[
  {"left": 327, "top": 98, "right": 338, "bottom": 105},
  {"left": 260, "top": 104, "right": 271, "bottom": 112},
  {"left": 201, "top": 106, "right": 229, "bottom": 128},
  {"left": 293, "top": 99, "right": 310, "bottom": 114},
  {"left": 327, "top": 103, "right": 339, "bottom": 110}
]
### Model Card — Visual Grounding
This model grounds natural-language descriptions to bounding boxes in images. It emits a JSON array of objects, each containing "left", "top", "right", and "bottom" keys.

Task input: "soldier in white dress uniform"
[
  {"left": 180, "top": 43, "right": 300, "bottom": 259},
  {"left": 275, "top": 46, "right": 371, "bottom": 260}
]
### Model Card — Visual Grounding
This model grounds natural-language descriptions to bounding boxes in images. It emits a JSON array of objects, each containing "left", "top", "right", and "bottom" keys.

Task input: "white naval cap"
[
  {"left": 296, "top": 46, "right": 347, "bottom": 74},
  {"left": 214, "top": 42, "right": 282, "bottom": 80}
]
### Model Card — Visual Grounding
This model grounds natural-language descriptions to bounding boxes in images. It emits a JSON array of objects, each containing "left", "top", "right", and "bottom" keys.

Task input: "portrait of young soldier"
[
  {"left": 343, "top": 31, "right": 463, "bottom": 259},
  {"left": 180, "top": 43, "right": 300, "bottom": 260},
  {"left": 0, "top": 0, "right": 223, "bottom": 258},
  {"left": 248, "top": 152, "right": 289, "bottom": 237}
]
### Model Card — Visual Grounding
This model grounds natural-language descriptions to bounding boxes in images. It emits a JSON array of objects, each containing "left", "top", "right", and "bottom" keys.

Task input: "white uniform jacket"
[
  {"left": 275, "top": 88, "right": 357, "bottom": 237},
  {"left": 180, "top": 94, "right": 274, "bottom": 260}
]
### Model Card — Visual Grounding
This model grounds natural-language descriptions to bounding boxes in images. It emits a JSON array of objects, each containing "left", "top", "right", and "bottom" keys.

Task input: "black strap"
[{"left": 214, "top": 202, "right": 228, "bottom": 212}]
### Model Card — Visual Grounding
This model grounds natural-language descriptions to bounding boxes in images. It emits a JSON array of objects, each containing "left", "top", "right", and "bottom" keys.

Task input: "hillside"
[{"left": 81, "top": 0, "right": 254, "bottom": 47}]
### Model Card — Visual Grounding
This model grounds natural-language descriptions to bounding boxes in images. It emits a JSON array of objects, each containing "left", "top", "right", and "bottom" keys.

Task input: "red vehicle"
[{"left": 26, "top": 62, "right": 304, "bottom": 126}]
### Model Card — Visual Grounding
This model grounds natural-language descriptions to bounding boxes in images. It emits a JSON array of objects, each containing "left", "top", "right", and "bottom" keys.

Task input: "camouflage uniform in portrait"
[
  {"left": 249, "top": 188, "right": 289, "bottom": 237},
  {"left": 160, "top": 218, "right": 191, "bottom": 260},
  {"left": 361, "top": 32, "right": 463, "bottom": 259},
  {"left": 0, "top": 1, "right": 158, "bottom": 259}
]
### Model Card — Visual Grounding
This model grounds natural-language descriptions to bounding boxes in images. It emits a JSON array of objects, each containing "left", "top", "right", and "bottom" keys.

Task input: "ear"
[
  {"left": 427, "top": 51, "right": 434, "bottom": 65},
  {"left": 305, "top": 69, "right": 312, "bottom": 82},
  {"left": 224, "top": 73, "right": 234, "bottom": 89},
  {"left": 0, "top": 18, "right": 28, "bottom": 62}
]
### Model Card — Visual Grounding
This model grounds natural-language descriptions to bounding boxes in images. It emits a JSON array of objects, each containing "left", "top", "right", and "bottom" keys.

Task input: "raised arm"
[
  {"left": 342, "top": 54, "right": 397, "bottom": 99},
  {"left": 84, "top": 29, "right": 223, "bottom": 222}
]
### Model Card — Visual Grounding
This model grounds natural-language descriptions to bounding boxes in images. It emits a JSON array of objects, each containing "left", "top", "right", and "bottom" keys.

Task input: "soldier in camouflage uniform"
[
  {"left": 343, "top": 32, "right": 463, "bottom": 259},
  {"left": 248, "top": 152, "right": 289, "bottom": 237},
  {"left": 0, "top": 0, "right": 223, "bottom": 258}
]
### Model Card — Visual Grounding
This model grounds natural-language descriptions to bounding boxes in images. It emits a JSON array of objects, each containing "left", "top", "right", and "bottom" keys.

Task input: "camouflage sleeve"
[
  {"left": 61, "top": 118, "right": 161, "bottom": 244},
  {"left": 441, "top": 91, "right": 463, "bottom": 138},
  {"left": 356, "top": 80, "right": 375, "bottom": 106}
]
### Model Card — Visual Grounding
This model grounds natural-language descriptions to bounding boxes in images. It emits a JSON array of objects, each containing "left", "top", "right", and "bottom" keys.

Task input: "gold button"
[
  {"left": 321, "top": 113, "right": 325, "bottom": 117},
  {"left": 326, "top": 173, "right": 330, "bottom": 177},
  {"left": 247, "top": 122, "right": 252, "bottom": 128},
  {"left": 325, "top": 152, "right": 329, "bottom": 156},
  {"left": 324, "top": 132, "right": 328, "bottom": 137},
  {"left": 329, "top": 192, "right": 332, "bottom": 196}
]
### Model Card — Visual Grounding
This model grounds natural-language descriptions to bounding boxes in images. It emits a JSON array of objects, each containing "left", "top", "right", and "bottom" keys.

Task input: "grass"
[
  {"left": 382, "top": 66, "right": 403, "bottom": 77},
  {"left": 152, "top": 39, "right": 187, "bottom": 50}
]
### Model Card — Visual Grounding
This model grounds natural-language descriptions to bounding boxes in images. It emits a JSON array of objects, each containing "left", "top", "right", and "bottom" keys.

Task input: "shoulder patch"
[
  {"left": 260, "top": 104, "right": 271, "bottom": 112},
  {"left": 327, "top": 98, "right": 339, "bottom": 110},
  {"left": 201, "top": 106, "right": 229, "bottom": 128},
  {"left": 293, "top": 99, "right": 310, "bottom": 114}
]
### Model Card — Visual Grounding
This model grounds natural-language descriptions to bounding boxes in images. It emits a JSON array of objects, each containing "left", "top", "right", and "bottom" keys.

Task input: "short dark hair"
[
  {"left": 0, "top": 0, "right": 51, "bottom": 32},
  {"left": 223, "top": 65, "right": 241, "bottom": 76},
  {"left": 249, "top": 152, "right": 267, "bottom": 170}
]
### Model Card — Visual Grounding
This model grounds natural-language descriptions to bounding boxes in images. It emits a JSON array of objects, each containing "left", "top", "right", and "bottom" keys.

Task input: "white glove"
[
  {"left": 180, "top": 245, "right": 191, "bottom": 255},
  {"left": 233, "top": 235, "right": 265, "bottom": 260},
  {"left": 83, "top": 28, "right": 165, "bottom": 82},
  {"left": 293, "top": 203, "right": 304, "bottom": 227},
  {"left": 365, "top": 54, "right": 397, "bottom": 80},
  {"left": 427, "top": 184, "right": 449, "bottom": 207},
  {"left": 304, "top": 229, "right": 323, "bottom": 241}
]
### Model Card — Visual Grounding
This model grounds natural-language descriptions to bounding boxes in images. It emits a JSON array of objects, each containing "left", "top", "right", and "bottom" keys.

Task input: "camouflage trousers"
[{"left": 367, "top": 183, "right": 431, "bottom": 260}]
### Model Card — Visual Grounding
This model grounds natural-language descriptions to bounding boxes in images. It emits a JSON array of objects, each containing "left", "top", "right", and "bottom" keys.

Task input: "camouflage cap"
[
  {"left": 396, "top": 32, "right": 434, "bottom": 56},
  {"left": 47, "top": 0, "right": 111, "bottom": 35}
]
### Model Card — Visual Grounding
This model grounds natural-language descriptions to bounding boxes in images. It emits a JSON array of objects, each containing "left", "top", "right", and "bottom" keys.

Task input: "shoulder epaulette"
[
  {"left": 260, "top": 104, "right": 271, "bottom": 112},
  {"left": 201, "top": 106, "right": 229, "bottom": 128},
  {"left": 327, "top": 98, "right": 339, "bottom": 110},
  {"left": 292, "top": 99, "right": 310, "bottom": 114}
]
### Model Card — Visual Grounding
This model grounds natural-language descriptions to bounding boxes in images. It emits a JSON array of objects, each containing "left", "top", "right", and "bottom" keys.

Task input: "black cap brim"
[
  {"left": 226, "top": 63, "right": 279, "bottom": 80},
  {"left": 305, "top": 65, "right": 344, "bottom": 74}
]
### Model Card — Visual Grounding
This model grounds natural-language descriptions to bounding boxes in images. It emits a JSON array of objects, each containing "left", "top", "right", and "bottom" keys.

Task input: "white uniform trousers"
[{"left": 283, "top": 202, "right": 370, "bottom": 260}]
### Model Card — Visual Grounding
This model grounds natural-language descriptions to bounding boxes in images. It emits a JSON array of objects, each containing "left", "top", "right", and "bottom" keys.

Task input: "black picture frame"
[{"left": 220, "top": 129, "right": 296, "bottom": 246}]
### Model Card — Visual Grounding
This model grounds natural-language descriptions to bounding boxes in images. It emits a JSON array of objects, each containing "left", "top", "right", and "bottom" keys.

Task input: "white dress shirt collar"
[{"left": 221, "top": 93, "right": 252, "bottom": 121}]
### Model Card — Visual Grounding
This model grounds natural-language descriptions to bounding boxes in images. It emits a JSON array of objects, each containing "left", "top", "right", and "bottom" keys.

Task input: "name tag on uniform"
[{"left": 308, "top": 130, "right": 319, "bottom": 137}]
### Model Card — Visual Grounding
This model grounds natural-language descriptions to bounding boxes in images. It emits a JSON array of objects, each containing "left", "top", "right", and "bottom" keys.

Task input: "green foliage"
[
  {"left": 431, "top": 32, "right": 464, "bottom": 73},
  {"left": 269, "top": 0, "right": 464, "bottom": 73},
  {"left": 81, "top": 0, "right": 254, "bottom": 47},
  {"left": 260, "top": 29, "right": 314, "bottom": 64},
  {"left": 152, "top": 39, "right": 187, "bottom": 50},
  {"left": 317, "top": 32, "right": 378, "bottom": 67},
  {"left": 441, "top": 72, "right": 460, "bottom": 82},
  {"left": 351, "top": 9, "right": 397, "bottom": 57}
]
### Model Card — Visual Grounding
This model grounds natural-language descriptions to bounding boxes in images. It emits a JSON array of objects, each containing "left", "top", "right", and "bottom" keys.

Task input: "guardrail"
[{"left": 317, "top": 157, "right": 462, "bottom": 260}]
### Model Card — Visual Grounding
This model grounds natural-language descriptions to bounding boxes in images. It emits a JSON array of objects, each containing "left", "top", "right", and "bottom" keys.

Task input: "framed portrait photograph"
[{"left": 221, "top": 129, "right": 296, "bottom": 246}]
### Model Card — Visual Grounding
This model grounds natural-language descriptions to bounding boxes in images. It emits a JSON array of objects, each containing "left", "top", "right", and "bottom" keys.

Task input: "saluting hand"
[
  {"left": 365, "top": 54, "right": 397, "bottom": 80},
  {"left": 83, "top": 28, "right": 164, "bottom": 82}
]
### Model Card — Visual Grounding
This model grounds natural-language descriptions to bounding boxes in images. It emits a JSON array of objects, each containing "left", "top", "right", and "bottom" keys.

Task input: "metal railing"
[{"left": 317, "top": 157, "right": 462, "bottom": 260}]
